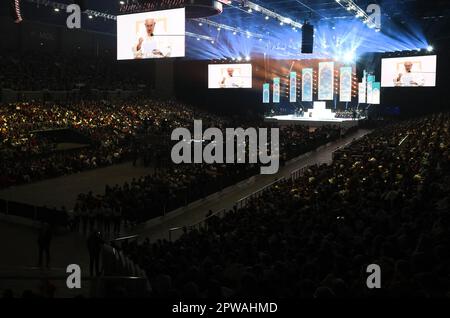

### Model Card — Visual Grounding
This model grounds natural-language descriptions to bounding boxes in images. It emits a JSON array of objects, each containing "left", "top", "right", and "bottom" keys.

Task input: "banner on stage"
[
  {"left": 340, "top": 67, "right": 352, "bottom": 102},
  {"left": 318, "top": 62, "right": 334, "bottom": 101},
  {"left": 372, "top": 82, "right": 381, "bottom": 104},
  {"left": 273, "top": 77, "right": 280, "bottom": 103},
  {"left": 358, "top": 82, "right": 366, "bottom": 104},
  {"left": 263, "top": 83, "right": 270, "bottom": 104},
  {"left": 289, "top": 72, "right": 297, "bottom": 103},
  {"left": 367, "top": 75, "right": 375, "bottom": 104},
  {"left": 302, "top": 68, "right": 313, "bottom": 102}
]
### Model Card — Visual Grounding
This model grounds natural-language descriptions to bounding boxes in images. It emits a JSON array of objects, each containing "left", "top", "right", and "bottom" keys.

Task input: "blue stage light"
[
  {"left": 184, "top": 1, "right": 430, "bottom": 60},
  {"left": 343, "top": 51, "right": 356, "bottom": 63}
]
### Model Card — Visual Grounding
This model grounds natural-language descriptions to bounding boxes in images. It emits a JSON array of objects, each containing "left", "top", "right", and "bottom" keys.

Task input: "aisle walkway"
[
  {"left": 0, "top": 129, "right": 371, "bottom": 296},
  {"left": 131, "top": 129, "right": 371, "bottom": 242}
]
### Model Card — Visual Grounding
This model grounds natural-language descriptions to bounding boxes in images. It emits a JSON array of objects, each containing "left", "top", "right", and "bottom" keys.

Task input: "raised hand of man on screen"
[
  {"left": 152, "top": 49, "right": 164, "bottom": 57},
  {"left": 132, "top": 18, "right": 172, "bottom": 59},
  {"left": 136, "top": 37, "right": 144, "bottom": 52}
]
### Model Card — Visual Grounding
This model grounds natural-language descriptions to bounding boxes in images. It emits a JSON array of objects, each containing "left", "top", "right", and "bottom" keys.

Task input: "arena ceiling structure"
[
  {"left": 183, "top": 0, "right": 450, "bottom": 59},
  {"left": 6, "top": 0, "right": 450, "bottom": 60}
]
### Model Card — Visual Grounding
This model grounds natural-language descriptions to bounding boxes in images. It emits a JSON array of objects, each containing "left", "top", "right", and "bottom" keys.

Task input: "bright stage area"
[
  {"left": 265, "top": 101, "right": 364, "bottom": 128},
  {"left": 264, "top": 114, "right": 363, "bottom": 129}
]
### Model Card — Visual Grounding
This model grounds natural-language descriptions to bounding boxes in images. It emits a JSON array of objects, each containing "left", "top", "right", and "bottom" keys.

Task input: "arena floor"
[
  {"left": 0, "top": 162, "right": 154, "bottom": 211},
  {"left": 0, "top": 221, "right": 90, "bottom": 297}
]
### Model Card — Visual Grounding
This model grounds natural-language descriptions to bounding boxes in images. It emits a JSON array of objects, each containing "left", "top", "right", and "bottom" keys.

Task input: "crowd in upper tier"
[
  {"left": 0, "top": 99, "right": 192, "bottom": 187},
  {"left": 120, "top": 113, "right": 450, "bottom": 298},
  {"left": 0, "top": 51, "right": 149, "bottom": 91}
]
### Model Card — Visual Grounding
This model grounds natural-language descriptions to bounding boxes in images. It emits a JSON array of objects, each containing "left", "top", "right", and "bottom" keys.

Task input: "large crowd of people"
[
  {"left": 71, "top": 123, "right": 342, "bottom": 228},
  {"left": 1, "top": 95, "right": 343, "bottom": 228},
  {"left": 1, "top": 0, "right": 448, "bottom": 302},
  {"left": 0, "top": 100, "right": 134, "bottom": 187},
  {"left": 120, "top": 113, "right": 450, "bottom": 298},
  {"left": 0, "top": 99, "right": 231, "bottom": 188},
  {"left": 0, "top": 51, "right": 149, "bottom": 91}
]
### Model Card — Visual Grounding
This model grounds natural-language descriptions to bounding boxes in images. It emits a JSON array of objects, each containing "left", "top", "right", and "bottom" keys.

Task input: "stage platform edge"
[{"left": 264, "top": 115, "right": 363, "bottom": 129}]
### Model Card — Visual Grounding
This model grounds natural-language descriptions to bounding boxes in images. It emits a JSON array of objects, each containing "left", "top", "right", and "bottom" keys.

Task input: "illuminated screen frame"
[
  {"left": 117, "top": 8, "right": 186, "bottom": 60},
  {"left": 381, "top": 55, "right": 437, "bottom": 88},
  {"left": 208, "top": 64, "right": 253, "bottom": 89}
]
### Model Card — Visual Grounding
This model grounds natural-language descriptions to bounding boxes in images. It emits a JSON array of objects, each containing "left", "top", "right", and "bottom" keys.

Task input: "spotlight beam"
[
  {"left": 25, "top": 0, "right": 117, "bottom": 20},
  {"left": 186, "top": 32, "right": 214, "bottom": 41},
  {"left": 293, "top": 0, "right": 327, "bottom": 19},
  {"left": 242, "top": 1, "right": 303, "bottom": 29}
]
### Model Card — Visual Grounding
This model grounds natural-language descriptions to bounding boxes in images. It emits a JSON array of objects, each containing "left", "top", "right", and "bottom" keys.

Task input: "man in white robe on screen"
[
  {"left": 133, "top": 18, "right": 172, "bottom": 59},
  {"left": 220, "top": 68, "right": 242, "bottom": 88},
  {"left": 394, "top": 61, "right": 425, "bottom": 87}
]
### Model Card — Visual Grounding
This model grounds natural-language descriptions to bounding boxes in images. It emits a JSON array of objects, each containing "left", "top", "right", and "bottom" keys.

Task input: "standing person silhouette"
[
  {"left": 87, "top": 230, "right": 104, "bottom": 277},
  {"left": 37, "top": 224, "right": 52, "bottom": 269}
]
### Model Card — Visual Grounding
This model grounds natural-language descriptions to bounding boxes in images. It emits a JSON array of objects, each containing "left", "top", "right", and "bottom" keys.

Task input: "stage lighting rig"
[
  {"left": 186, "top": 31, "right": 214, "bottom": 42},
  {"left": 120, "top": 0, "right": 224, "bottom": 18},
  {"left": 334, "top": 0, "right": 379, "bottom": 31},
  {"left": 241, "top": 0, "right": 303, "bottom": 29},
  {"left": 119, "top": 0, "right": 186, "bottom": 14},
  {"left": 193, "top": 17, "right": 264, "bottom": 39},
  {"left": 25, "top": 0, "right": 117, "bottom": 20}
]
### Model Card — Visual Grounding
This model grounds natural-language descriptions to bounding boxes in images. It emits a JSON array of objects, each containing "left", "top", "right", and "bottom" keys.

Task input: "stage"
[
  {"left": 265, "top": 101, "right": 363, "bottom": 129},
  {"left": 264, "top": 114, "right": 363, "bottom": 129}
]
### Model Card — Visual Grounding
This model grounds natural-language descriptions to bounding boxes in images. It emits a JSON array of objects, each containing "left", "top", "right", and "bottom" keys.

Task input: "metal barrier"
[
  {"left": 167, "top": 208, "right": 226, "bottom": 242},
  {"left": 163, "top": 129, "right": 369, "bottom": 242},
  {"left": 0, "top": 199, "right": 67, "bottom": 226},
  {"left": 235, "top": 177, "right": 286, "bottom": 210},
  {"left": 0, "top": 243, "right": 150, "bottom": 297},
  {"left": 112, "top": 234, "right": 139, "bottom": 242},
  {"left": 290, "top": 166, "right": 309, "bottom": 182},
  {"left": 167, "top": 177, "right": 289, "bottom": 242},
  {"left": 0, "top": 274, "right": 150, "bottom": 298}
]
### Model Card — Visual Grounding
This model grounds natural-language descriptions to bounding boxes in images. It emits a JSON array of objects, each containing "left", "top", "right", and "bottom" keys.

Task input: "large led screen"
[
  {"left": 208, "top": 64, "right": 252, "bottom": 89},
  {"left": 381, "top": 55, "right": 437, "bottom": 87},
  {"left": 117, "top": 8, "right": 185, "bottom": 60}
]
